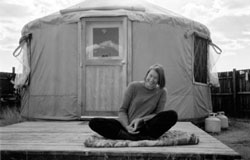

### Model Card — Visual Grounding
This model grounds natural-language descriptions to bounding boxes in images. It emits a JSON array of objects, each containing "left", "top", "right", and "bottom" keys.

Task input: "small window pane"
[
  {"left": 93, "top": 28, "right": 119, "bottom": 57},
  {"left": 86, "top": 21, "right": 123, "bottom": 59}
]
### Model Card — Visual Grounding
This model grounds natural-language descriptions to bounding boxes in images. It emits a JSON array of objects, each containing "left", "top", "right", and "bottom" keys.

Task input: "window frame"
[
  {"left": 85, "top": 18, "right": 124, "bottom": 60},
  {"left": 193, "top": 34, "right": 209, "bottom": 86}
]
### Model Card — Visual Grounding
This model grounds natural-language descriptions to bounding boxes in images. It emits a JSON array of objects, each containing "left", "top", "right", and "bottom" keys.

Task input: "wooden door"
[{"left": 81, "top": 17, "right": 130, "bottom": 116}]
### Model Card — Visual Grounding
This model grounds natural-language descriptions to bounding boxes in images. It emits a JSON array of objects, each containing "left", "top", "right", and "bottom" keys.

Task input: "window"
[
  {"left": 194, "top": 35, "right": 208, "bottom": 84},
  {"left": 92, "top": 27, "right": 119, "bottom": 57},
  {"left": 86, "top": 21, "right": 123, "bottom": 59}
]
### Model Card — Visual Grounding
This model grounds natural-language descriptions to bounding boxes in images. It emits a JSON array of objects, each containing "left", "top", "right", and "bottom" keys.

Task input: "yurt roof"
[{"left": 22, "top": 0, "right": 210, "bottom": 37}]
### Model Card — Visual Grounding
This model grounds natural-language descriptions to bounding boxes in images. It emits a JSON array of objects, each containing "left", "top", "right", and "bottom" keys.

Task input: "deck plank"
[{"left": 0, "top": 121, "right": 241, "bottom": 160}]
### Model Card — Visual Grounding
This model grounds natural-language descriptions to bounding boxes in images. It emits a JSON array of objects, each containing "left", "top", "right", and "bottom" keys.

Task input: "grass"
[
  {"left": 0, "top": 105, "right": 23, "bottom": 126},
  {"left": 212, "top": 118, "right": 250, "bottom": 160},
  {"left": 195, "top": 118, "right": 250, "bottom": 160}
]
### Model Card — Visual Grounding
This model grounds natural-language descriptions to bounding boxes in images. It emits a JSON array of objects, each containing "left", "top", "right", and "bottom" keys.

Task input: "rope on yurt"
[
  {"left": 209, "top": 42, "right": 222, "bottom": 55},
  {"left": 13, "top": 33, "right": 32, "bottom": 57}
]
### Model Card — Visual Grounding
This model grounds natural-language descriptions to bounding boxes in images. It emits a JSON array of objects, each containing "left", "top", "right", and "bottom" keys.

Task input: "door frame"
[{"left": 77, "top": 16, "right": 132, "bottom": 117}]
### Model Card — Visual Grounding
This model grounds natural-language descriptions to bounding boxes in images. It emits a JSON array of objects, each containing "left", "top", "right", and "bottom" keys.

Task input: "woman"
[{"left": 89, "top": 64, "right": 178, "bottom": 141}]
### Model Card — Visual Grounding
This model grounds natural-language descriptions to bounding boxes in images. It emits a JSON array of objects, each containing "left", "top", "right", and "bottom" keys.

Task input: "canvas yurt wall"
[
  {"left": 15, "top": 0, "right": 217, "bottom": 121},
  {"left": 131, "top": 22, "right": 212, "bottom": 120},
  {"left": 20, "top": 21, "right": 80, "bottom": 120}
]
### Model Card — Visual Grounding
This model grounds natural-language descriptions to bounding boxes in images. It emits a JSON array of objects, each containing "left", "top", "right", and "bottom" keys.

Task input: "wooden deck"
[{"left": 0, "top": 121, "right": 242, "bottom": 160}]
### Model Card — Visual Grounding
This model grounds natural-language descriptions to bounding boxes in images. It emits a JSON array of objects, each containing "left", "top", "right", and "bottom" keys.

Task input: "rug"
[{"left": 84, "top": 130, "right": 199, "bottom": 147}]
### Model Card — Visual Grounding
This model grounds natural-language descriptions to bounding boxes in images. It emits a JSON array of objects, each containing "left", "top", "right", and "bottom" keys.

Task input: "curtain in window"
[{"left": 194, "top": 36, "right": 208, "bottom": 84}]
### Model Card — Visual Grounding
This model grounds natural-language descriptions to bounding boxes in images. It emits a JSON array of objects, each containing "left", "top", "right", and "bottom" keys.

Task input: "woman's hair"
[{"left": 144, "top": 64, "right": 166, "bottom": 89}]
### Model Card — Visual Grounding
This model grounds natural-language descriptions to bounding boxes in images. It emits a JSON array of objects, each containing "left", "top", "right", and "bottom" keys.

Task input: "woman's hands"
[{"left": 126, "top": 118, "right": 144, "bottom": 134}]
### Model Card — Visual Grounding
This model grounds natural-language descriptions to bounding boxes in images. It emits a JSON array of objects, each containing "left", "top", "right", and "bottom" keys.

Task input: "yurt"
[{"left": 14, "top": 0, "right": 220, "bottom": 120}]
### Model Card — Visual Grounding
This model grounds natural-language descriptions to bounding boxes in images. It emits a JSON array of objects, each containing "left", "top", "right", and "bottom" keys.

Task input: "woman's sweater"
[{"left": 119, "top": 81, "right": 167, "bottom": 123}]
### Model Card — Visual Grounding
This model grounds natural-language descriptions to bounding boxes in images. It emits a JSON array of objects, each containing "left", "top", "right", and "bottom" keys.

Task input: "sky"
[{"left": 0, "top": 0, "right": 250, "bottom": 73}]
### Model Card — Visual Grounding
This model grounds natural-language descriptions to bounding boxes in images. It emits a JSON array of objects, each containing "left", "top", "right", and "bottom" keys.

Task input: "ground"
[{"left": 212, "top": 118, "right": 250, "bottom": 160}]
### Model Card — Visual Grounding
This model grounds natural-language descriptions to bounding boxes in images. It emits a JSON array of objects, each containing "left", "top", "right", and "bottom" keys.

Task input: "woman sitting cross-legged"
[{"left": 89, "top": 64, "right": 178, "bottom": 141}]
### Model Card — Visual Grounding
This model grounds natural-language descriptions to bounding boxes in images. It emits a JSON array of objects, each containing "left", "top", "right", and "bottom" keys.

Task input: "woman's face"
[{"left": 145, "top": 69, "right": 159, "bottom": 90}]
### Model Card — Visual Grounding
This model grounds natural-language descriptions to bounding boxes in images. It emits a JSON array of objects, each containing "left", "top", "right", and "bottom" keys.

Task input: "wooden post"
[
  {"left": 12, "top": 67, "right": 15, "bottom": 74},
  {"left": 12, "top": 67, "right": 15, "bottom": 81},
  {"left": 232, "top": 68, "right": 237, "bottom": 116}
]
